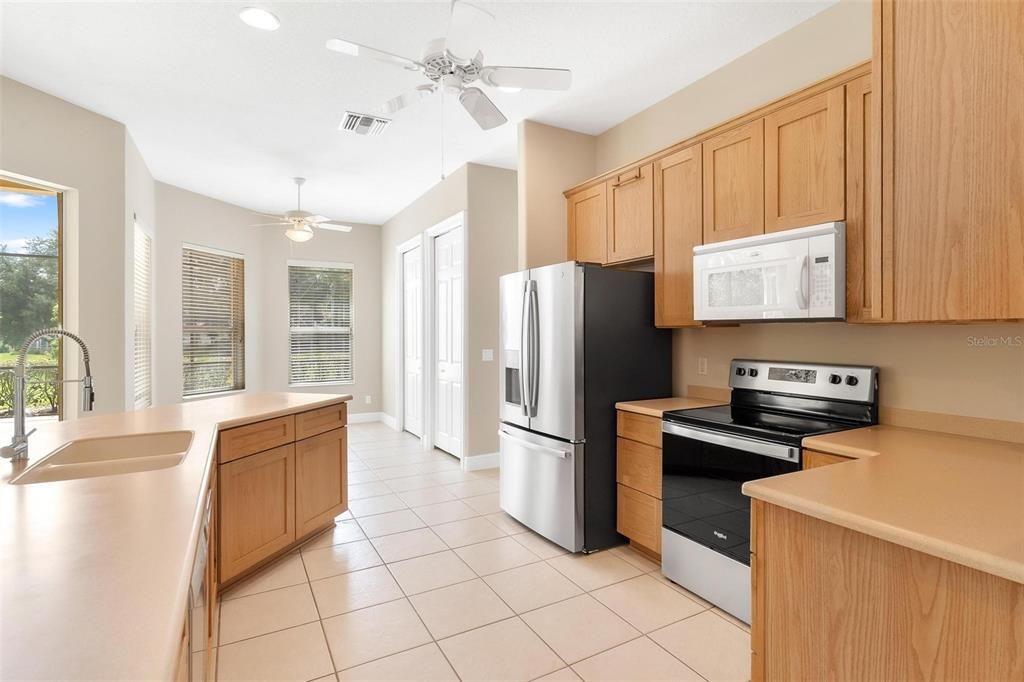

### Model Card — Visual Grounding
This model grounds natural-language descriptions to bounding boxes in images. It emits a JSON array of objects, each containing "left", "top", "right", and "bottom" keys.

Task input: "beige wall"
[
  {"left": 1, "top": 77, "right": 128, "bottom": 414},
  {"left": 595, "top": 0, "right": 872, "bottom": 174},
  {"left": 380, "top": 163, "right": 518, "bottom": 457},
  {"left": 517, "top": 120, "right": 596, "bottom": 269},
  {"left": 258, "top": 221, "right": 382, "bottom": 412}
]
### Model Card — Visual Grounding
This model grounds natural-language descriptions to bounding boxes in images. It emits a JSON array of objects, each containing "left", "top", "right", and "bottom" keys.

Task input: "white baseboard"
[
  {"left": 462, "top": 451, "right": 499, "bottom": 472},
  {"left": 379, "top": 413, "right": 398, "bottom": 430},
  {"left": 348, "top": 411, "right": 382, "bottom": 424}
]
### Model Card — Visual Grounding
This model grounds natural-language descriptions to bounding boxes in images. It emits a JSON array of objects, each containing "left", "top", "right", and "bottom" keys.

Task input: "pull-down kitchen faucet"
[{"left": 1, "top": 328, "right": 95, "bottom": 462}]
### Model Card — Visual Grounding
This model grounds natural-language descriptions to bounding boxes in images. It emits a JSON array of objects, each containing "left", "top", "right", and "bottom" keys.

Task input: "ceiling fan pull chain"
[{"left": 440, "top": 90, "right": 446, "bottom": 181}]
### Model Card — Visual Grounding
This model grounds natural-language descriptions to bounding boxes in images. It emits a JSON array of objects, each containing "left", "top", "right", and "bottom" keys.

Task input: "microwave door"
[
  {"left": 696, "top": 241, "right": 810, "bottom": 320},
  {"left": 499, "top": 269, "right": 530, "bottom": 429}
]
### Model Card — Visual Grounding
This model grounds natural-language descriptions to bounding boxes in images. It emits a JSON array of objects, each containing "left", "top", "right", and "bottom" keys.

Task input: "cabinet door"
[
  {"left": 607, "top": 163, "right": 654, "bottom": 263},
  {"left": 844, "top": 75, "right": 890, "bottom": 323},
  {"left": 566, "top": 184, "right": 607, "bottom": 264},
  {"left": 654, "top": 146, "right": 703, "bottom": 327},
  {"left": 702, "top": 120, "right": 765, "bottom": 243},
  {"left": 616, "top": 484, "right": 661, "bottom": 554},
  {"left": 880, "top": 0, "right": 1024, "bottom": 320},
  {"left": 764, "top": 87, "right": 845, "bottom": 232},
  {"left": 219, "top": 444, "right": 295, "bottom": 583},
  {"left": 616, "top": 437, "right": 661, "bottom": 498},
  {"left": 295, "top": 427, "right": 348, "bottom": 538}
]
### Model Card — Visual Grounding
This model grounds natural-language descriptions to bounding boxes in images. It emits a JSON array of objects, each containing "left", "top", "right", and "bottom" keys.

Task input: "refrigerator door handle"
[
  {"left": 520, "top": 281, "right": 531, "bottom": 417},
  {"left": 498, "top": 429, "right": 568, "bottom": 459},
  {"left": 528, "top": 282, "right": 540, "bottom": 415}
]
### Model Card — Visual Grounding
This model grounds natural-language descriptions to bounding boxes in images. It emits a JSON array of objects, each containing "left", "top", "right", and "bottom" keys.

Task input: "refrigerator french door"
[{"left": 499, "top": 262, "right": 672, "bottom": 553}]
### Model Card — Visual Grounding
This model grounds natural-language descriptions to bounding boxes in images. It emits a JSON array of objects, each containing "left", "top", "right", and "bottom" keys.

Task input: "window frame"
[
  {"left": 180, "top": 243, "right": 246, "bottom": 399},
  {"left": 287, "top": 259, "right": 355, "bottom": 388}
]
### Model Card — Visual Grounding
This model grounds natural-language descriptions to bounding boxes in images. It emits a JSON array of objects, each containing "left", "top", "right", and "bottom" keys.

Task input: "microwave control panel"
[{"left": 807, "top": 231, "right": 845, "bottom": 319}]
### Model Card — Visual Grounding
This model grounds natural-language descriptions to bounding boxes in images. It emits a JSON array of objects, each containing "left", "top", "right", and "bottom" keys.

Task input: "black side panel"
[{"left": 581, "top": 265, "right": 672, "bottom": 551}]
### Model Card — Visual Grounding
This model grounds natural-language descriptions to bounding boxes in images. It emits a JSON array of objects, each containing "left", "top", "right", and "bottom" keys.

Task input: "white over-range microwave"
[{"left": 692, "top": 222, "right": 846, "bottom": 322}]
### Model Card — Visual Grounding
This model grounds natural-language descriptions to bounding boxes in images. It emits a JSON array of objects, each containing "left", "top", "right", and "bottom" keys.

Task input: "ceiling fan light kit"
[
  {"left": 285, "top": 224, "right": 314, "bottom": 242},
  {"left": 325, "top": 0, "right": 572, "bottom": 131}
]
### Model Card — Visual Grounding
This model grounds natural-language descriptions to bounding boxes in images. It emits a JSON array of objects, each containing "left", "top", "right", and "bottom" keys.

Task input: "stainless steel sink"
[{"left": 11, "top": 431, "right": 193, "bottom": 485}]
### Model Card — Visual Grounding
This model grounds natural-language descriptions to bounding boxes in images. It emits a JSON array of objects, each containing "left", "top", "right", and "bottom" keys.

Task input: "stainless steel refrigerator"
[{"left": 498, "top": 261, "right": 671, "bottom": 553}]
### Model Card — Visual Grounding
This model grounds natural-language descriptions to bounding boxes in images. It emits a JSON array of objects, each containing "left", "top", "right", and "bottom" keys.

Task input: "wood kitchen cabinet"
[
  {"left": 878, "top": 0, "right": 1024, "bottom": 321},
  {"left": 295, "top": 427, "right": 348, "bottom": 538},
  {"left": 702, "top": 120, "right": 765, "bottom": 244},
  {"left": 764, "top": 87, "right": 845, "bottom": 232},
  {"left": 566, "top": 183, "right": 607, "bottom": 264},
  {"left": 219, "top": 443, "right": 296, "bottom": 582},
  {"left": 615, "top": 410, "right": 663, "bottom": 557},
  {"left": 654, "top": 146, "right": 703, "bottom": 327},
  {"left": 606, "top": 163, "right": 654, "bottom": 264}
]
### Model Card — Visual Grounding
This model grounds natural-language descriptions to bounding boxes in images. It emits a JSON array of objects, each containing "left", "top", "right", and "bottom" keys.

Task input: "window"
[
  {"left": 288, "top": 262, "right": 353, "bottom": 385},
  {"left": 181, "top": 246, "right": 245, "bottom": 397},
  {"left": 0, "top": 179, "right": 62, "bottom": 422},
  {"left": 132, "top": 224, "right": 153, "bottom": 408}
]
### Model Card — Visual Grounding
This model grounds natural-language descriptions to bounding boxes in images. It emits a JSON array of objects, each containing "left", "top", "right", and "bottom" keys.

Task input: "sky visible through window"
[{"left": 0, "top": 189, "right": 59, "bottom": 254}]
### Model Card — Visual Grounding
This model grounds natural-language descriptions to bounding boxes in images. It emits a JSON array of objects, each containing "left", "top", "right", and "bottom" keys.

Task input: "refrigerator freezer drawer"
[{"left": 498, "top": 425, "right": 583, "bottom": 552}]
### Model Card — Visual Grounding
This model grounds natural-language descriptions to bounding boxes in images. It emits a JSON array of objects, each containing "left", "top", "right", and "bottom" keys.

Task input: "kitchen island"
[
  {"left": 0, "top": 392, "right": 351, "bottom": 681},
  {"left": 743, "top": 425, "right": 1024, "bottom": 681}
]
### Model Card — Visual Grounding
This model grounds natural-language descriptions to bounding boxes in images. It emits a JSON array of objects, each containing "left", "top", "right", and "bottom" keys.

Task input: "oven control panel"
[{"left": 729, "top": 359, "right": 876, "bottom": 402}]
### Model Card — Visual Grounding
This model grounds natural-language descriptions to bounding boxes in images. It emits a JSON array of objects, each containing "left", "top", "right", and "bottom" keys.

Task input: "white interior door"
[
  {"left": 433, "top": 226, "right": 464, "bottom": 457},
  {"left": 402, "top": 246, "right": 423, "bottom": 437}
]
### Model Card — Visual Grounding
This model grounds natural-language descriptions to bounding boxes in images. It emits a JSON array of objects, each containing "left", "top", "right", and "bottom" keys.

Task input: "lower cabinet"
[
  {"left": 615, "top": 410, "right": 663, "bottom": 557},
  {"left": 219, "top": 444, "right": 296, "bottom": 583},
  {"left": 295, "top": 427, "right": 348, "bottom": 538},
  {"left": 217, "top": 407, "right": 349, "bottom": 585},
  {"left": 616, "top": 484, "right": 661, "bottom": 554}
]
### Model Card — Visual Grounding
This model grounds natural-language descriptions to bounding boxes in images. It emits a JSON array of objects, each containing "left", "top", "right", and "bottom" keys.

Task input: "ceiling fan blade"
[
  {"left": 316, "top": 223, "right": 354, "bottom": 233},
  {"left": 249, "top": 222, "right": 289, "bottom": 227},
  {"left": 326, "top": 38, "right": 422, "bottom": 71},
  {"left": 306, "top": 215, "right": 331, "bottom": 223},
  {"left": 254, "top": 211, "right": 285, "bottom": 220},
  {"left": 481, "top": 66, "right": 572, "bottom": 91},
  {"left": 445, "top": 0, "right": 493, "bottom": 63},
  {"left": 459, "top": 87, "right": 507, "bottom": 130},
  {"left": 381, "top": 84, "right": 436, "bottom": 115}
]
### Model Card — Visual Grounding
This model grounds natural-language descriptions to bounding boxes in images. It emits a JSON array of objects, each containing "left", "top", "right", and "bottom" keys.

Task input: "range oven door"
[{"left": 661, "top": 422, "right": 800, "bottom": 565}]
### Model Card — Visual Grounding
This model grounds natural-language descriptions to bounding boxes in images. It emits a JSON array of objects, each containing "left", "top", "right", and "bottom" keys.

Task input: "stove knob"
[
  {"left": 828, "top": 374, "right": 843, "bottom": 385},
  {"left": 748, "top": 368, "right": 759, "bottom": 377},
  {"left": 845, "top": 375, "right": 859, "bottom": 386},
  {"left": 735, "top": 368, "right": 747, "bottom": 377}
]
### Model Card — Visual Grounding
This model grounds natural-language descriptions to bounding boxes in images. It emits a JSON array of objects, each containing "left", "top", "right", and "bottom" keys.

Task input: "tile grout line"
[{"left": 299, "top": 530, "right": 342, "bottom": 677}]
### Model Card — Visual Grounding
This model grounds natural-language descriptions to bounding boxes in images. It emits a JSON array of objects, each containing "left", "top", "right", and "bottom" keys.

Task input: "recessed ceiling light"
[
  {"left": 239, "top": 7, "right": 280, "bottom": 31},
  {"left": 497, "top": 86, "right": 522, "bottom": 94}
]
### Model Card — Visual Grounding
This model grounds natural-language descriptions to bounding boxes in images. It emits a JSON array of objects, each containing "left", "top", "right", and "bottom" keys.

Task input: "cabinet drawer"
[
  {"left": 295, "top": 402, "right": 348, "bottom": 441},
  {"left": 802, "top": 450, "right": 855, "bottom": 469},
  {"left": 616, "top": 411, "right": 662, "bottom": 448},
  {"left": 616, "top": 437, "right": 661, "bottom": 498},
  {"left": 219, "top": 415, "right": 295, "bottom": 464},
  {"left": 617, "top": 484, "right": 661, "bottom": 553}
]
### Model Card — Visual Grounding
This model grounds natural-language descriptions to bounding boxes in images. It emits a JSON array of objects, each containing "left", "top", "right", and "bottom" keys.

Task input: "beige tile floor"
[{"left": 215, "top": 422, "right": 751, "bottom": 682}]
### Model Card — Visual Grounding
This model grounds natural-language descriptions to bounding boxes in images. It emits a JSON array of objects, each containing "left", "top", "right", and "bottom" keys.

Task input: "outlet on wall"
[
  {"left": 481, "top": 349, "right": 494, "bottom": 362},
  {"left": 697, "top": 357, "right": 708, "bottom": 376},
  {"left": 364, "top": 395, "right": 372, "bottom": 405}
]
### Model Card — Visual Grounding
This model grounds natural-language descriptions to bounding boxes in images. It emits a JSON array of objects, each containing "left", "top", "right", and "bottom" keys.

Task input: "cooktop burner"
[{"left": 662, "top": 405, "right": 859, "bottom": 446}]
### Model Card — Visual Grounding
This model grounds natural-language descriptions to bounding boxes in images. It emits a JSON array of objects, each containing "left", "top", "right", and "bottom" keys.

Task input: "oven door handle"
[{"left": 662, "top": 422, "right": 799, "bottom": 463}]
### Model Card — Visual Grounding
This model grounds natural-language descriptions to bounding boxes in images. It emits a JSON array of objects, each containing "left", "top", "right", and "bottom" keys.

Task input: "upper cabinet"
[
  {"left": 566, "top": 183, "right": 607, "bottom": 264},
  {"left": 702, "top": 120, "right": 765, "bottom": 244},
  {"left": 878, "top": 0, "right": 1024, "bottom": 321},
  {"left": 654, "top": 147, "right": 703, "bottom": 327},
  {"left": 764, "top": 87, "right": 846, "bottom": 233},
  {"left": 606, "top": 163, "right": 655, "bottom": 264}
]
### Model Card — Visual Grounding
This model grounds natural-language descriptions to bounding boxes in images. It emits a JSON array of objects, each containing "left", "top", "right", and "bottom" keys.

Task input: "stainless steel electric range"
[{"left": 660, "top": 359, "right": 879, "bottom": 623}]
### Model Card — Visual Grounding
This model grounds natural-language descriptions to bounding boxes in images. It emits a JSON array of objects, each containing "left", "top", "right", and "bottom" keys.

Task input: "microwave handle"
[{"left": 795, "top": 255, "right": 809, "bottom": 310}]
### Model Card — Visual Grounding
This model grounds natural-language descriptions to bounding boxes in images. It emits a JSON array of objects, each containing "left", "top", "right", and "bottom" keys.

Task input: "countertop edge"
[
  {"left": 164, "top": 394, "right": 352, "bottom": 681},
  {"left": 743, "top": 480, "right": 1024, "bottom": 585},
  {"left": 615, "top": 398, "right": 725, "bottom": 418}
]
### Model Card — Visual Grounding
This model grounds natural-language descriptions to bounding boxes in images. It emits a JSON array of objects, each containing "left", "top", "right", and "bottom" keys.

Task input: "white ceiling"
[{"left": 1, "top": 1, "right": 834, "bottom": 225}]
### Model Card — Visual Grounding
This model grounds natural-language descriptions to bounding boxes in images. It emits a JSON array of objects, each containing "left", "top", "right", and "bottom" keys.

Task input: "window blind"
[
  {"left": 182, "top": 247, "right": 245, "bottom": 396},
  {"left": 288, "top": 263, "right": 353, "bottom": 385},
  {"left": 132, "top": 226, "right": 153, "bottom": 408}
]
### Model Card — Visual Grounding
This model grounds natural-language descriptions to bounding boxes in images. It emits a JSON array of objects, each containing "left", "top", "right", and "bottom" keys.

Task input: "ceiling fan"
[
  {"left": 325, "top": 0, "right": 572, "bottom": 131},
  {"left": 250, "top": 178, "right": 353, "bottom": 243}
]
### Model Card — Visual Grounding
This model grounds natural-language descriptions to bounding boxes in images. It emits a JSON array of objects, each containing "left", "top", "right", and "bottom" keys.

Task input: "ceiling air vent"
[{"left": 338, "top": 111, "right": 391, "bottom": 136}]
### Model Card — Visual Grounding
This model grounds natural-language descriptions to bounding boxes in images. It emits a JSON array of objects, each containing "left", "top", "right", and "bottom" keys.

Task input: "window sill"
[
  {"left": 288, "top": 382, "right": 355, "bottom": 389},
  {"left": 182, "top": 388, "right": 247, "bottom": 402}
]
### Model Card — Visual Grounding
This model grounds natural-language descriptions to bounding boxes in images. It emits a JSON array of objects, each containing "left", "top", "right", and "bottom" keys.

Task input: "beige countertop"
[
  {"left": 0, "top": 391, "right": 351, "bottom": 681},
  {"left": 744, "top": 425, "right": 1024, "bottom": 584},
  {"left": 615, "top": 397, "right": 725, "bottom": 417}
]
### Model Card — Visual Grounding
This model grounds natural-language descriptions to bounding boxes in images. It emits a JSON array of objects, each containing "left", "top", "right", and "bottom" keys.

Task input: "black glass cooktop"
[{"left": 662, "top": 404, "right": 860, "bottom": 446}]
